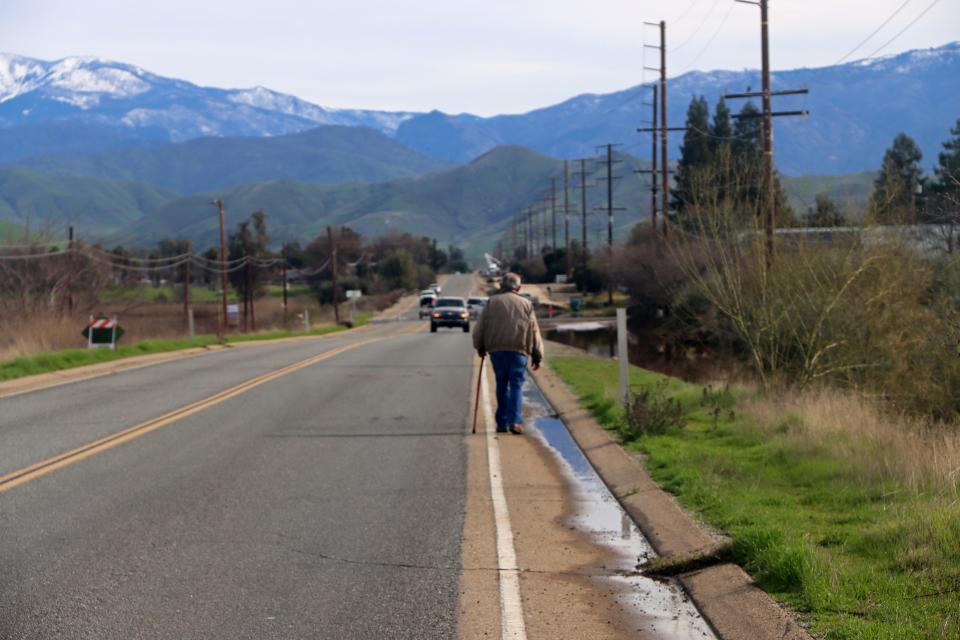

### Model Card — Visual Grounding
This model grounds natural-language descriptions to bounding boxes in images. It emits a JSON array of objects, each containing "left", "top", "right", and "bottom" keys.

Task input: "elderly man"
[{"left": 472, "top": 272, "right": 545, "bottom": 435}]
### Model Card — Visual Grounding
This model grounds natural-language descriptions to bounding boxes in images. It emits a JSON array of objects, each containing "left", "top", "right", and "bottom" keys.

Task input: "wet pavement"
[{"left": 521, "top": 379, "right": 717, "bottom": 639}]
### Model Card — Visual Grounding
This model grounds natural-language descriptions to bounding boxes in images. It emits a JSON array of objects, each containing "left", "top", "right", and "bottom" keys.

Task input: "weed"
[{"left": 621, "top": 381, "right": 684, "bottom": 440}]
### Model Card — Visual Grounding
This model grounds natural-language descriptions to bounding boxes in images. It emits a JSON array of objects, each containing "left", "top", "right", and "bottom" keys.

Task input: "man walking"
[{"left": 473, "top": 272, "right": 545, "bottom": 434}]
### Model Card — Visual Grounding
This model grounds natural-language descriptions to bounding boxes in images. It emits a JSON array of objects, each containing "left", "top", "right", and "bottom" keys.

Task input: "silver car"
[
  {"left": 467, "top": 296, "right": 488, "bottom": 320},
  {"left": 430, "top": 297, "right": 470, "bottom": 333}
]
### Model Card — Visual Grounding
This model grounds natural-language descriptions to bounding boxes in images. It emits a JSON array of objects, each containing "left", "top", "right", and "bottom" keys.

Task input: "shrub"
[{"left": 620, "top": 381, "right": 685, "bottom": 440}]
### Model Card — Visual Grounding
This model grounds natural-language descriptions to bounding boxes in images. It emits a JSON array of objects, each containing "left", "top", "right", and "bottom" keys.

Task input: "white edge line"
[{"left": 481, "top": 365, "right": 528, "bottom": 640}]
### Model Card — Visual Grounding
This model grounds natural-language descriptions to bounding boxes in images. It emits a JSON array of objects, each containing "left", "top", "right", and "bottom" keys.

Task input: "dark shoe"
[
  {"left": 496, "top": 426, "right": 509, "bottom": 433},
  {"left": 509, "top": 424, "right": 525, "bottom": 435}
]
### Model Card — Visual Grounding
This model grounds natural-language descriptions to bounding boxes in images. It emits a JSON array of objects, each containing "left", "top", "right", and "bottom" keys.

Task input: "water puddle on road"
[{"left": 521, "top": 379, "right": 717, "bottom": 639}]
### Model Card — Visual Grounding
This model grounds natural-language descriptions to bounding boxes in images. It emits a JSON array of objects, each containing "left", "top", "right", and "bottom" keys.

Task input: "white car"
[{"left": 418, "top": 291, "right": 438, "bottom": 319}]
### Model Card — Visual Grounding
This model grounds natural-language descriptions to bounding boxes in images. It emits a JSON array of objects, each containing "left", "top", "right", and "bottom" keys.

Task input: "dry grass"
[
  {"left": 744, "top": 386, "right": 960, "bottom": 496},
  {"left": 0, "top": 294, "right": 344, "bottom": 362}
]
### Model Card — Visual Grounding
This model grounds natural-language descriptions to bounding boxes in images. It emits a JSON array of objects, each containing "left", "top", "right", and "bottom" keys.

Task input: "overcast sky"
[{"left": 2, "top": 0, "right": 957, "bottom": 115}]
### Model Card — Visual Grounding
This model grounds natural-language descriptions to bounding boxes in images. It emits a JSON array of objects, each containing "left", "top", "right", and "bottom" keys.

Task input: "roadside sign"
[
  {"left": 346, "top": 289, "right": 362, "bottom": 300},
  {"left": 82, "top": 315, "right": 124, "bottom": 350},
  {"left": 555, "top": 274, "right": 568, "bottom": 284},
  {"left": 227, "top": 303, "right": 239, "bottom": 327}
]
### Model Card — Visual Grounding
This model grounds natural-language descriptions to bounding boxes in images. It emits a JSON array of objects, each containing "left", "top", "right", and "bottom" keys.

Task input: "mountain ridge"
[
  {"left": 0, "top": 43, "right": 957, "bottom": 174},
  {"left": 13, "top": 125, "right": 448, "bottom": 194}
]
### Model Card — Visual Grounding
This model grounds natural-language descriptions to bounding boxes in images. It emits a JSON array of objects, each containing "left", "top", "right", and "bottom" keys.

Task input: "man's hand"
[{"left": 532, "top": 361, "right": 541, "bottom": 371}]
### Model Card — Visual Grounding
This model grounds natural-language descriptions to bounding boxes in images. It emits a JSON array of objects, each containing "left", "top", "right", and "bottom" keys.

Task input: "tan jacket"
[{"left": 473, "top": 291, "right": 545, "bottom": 363}]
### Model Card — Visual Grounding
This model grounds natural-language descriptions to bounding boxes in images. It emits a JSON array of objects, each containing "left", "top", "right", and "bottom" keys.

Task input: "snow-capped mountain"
[
  {"left": 392, "top": 41, "right": 960, "bottom": 174},
  {"left": 1, "top": 42, "right": 957, "bottom": 174},
  {"left": 0, "top": 53, "right": 414, "bottom": 151}
]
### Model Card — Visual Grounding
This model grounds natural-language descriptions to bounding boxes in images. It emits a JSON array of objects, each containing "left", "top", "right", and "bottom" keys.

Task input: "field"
[{"left": 0, "top": 280, "right": 387, "bottom": 374}]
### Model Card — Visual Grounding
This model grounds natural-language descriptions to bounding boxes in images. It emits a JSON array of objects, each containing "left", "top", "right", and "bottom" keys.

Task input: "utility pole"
[
  {"left": 563, "top": 160, "right": 571, "bottom": 261},
  {"left": 242, "top": 253, "right": 250, "bottom": 332},
  {"left": 659, "top": 20, "right": 669, "bottom": 238},
  {"left": 641, "top": 22, "right": 686, "bottom": 237},
  {"left": 651, "top": 84, "right": 659, "bottom": 231},
  {"left": 213, "top": 199, "right": 228, "bottom": 336},
  {"left": 281, "top": 242, "right": 288, "bottom": 323},
  {"left": 575, "top": 158, "right": 592, "bottom": 271},
  {"left": 327, "top": 226, "right": 340, "bottom": 324},
  {"left": 520, "top": 209, "right": 530, "bottom": 260},
  {"left": 729, "top": 0, "right": 809, "bottom": 262},
  {"left": 67, "top": 225, "right": 75, "bottom": 313},
  {"left": 550, "top": 177, "right": 558, "bottom": 251},
  {"left": 594, "top": 144, "right": 625, "bottom": 250},
  {"left": 247, "top": 254, "right": 251, "bottom": 331},
  {"left": 595, "top": 144, "right": 625, "bottom": 305},
  {"left": 520, "top": 207, "right": 533, "bottom": 260},
  {"left": 183, "top": 240, "right": 191, "bottom": 334},
  {"left": 542, "top": 196, "right": 550, "bottom": 253},
  {"left": 529, "top": 207, "right": 536, "bottom": 257}
]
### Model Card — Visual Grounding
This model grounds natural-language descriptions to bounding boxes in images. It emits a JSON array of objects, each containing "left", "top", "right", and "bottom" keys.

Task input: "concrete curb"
[{"left": 531, "top": 350, "right": 814, "bottom": 640}]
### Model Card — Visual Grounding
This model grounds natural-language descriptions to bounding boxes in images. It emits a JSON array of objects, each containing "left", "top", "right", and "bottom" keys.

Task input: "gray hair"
[{"left": 501, "top": 272, "right": 522, "bottom": 291}]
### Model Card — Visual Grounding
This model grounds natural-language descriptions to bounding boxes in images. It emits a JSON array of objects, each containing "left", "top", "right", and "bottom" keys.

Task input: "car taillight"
[{"left": 432, "top": 312, "right": 441, "bottom": 318}]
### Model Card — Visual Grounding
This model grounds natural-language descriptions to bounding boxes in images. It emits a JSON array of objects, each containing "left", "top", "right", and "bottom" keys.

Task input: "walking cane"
[{"left": 472, "top": 354, "right": 486, "bottom": 434}]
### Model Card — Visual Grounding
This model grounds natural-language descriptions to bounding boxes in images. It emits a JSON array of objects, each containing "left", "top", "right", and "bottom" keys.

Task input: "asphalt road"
[{"left": 0, "top": 274, "right": 478, "bottom": 639}]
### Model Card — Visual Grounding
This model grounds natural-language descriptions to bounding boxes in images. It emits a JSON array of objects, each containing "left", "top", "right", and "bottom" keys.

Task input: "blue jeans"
[{"left": 490, "top": 351, "right": 528, "bottom": 430}]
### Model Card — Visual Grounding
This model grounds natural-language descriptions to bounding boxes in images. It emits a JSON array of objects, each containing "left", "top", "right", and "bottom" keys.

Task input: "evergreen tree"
[
  {"left": 671, "top": 95, "right": 711, "bottom": 218},
  {"left": 935, "top": 118, "right": 960, "bottom": 198},
  {"left": 710, "top": 97, "right": 734, "bottom": 204},
  {"left": 728, "top": 102, "right": 794, "bottom": 227},
  {"left": 870, "top": 132, "right": 924, "bottom": 223},
  {"left": 802, "top": 193, "right": 846, "bottom": 227}
]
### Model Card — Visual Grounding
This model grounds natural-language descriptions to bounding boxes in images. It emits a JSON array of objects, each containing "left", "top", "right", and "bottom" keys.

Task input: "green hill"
[
  {"left": 16, "top": 126, "right": 448, "bottom": 194},
  {"left": 0, "top": 168, "right": 177, "bottom": 235},
  {"left": 0, "top": 145, "right": 879, "bottom": 256},
  {"left": 137, "top": 146, "right": 569, "bottom": 249}
]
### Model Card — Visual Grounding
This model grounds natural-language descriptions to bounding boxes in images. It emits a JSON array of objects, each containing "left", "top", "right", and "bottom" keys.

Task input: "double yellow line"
[{"left": 0, "top": 338, "right": 379, "bottom": 494}]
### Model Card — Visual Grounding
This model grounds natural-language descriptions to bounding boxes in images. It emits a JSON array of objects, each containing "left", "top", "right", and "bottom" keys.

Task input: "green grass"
[
  {"left": 264, "top": 284, "right": 312, "bottom": 298},
  {"left": 550, "top": 354, "right": 960, "bottom": 639},
  {"left": 102, "top": 285, "right": 313, "bottom": 303},
  {"left": 102, "top": 286, "right": 223, "bottom": 303},
  {"left": 0, "top": 315, "right": 370, "bottom": 383}
]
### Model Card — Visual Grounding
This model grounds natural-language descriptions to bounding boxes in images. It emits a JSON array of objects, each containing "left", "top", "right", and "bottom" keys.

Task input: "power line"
[
  {"left": 672, "top": 0, "right": 703, "bottom": 24},
  {"left": 677, "top": 1, "right": 737, "bottom": 74},
  {"left": 835, "top": 0, "right": 913, "bottom": 64},
  {"left": 862, "top": 0, "right": 942, "bottom": 60},
  {"left": 670, "top": 0, "right": 723, "bottom": 52}
]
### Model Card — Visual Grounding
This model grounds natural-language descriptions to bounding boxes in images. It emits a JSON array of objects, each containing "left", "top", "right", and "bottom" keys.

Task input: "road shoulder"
[{"left": 532, "top": 343, "right": 814, "bottom": 640}]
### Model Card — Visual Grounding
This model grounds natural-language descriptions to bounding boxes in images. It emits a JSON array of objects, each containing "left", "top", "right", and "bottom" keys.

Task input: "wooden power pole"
[
  {"left": 214, "top": 199, "right": 228, "bottom": 335},
  {"left": 327, "top": 226, "right": 340, "bottom": 324},
  {"left": 729, "top": 0, "right": 809, "bottom": 262}
]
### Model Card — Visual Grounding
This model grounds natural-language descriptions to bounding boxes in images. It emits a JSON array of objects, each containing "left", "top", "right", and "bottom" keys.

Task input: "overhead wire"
[
  {"left": 676, "top": 1, "right": 738, "bottom": 74},
  {"left": 861, "top": 0, "right": 942, "bottom": 60},
  {"left": 670, "top": 0, "right": 723, "bottom": 52},
  {"left": 835, "top": 0, "right": 913, "bottom": 64},
  {"left": 671, "top": 0, "right": 703, "bottom": 25}
]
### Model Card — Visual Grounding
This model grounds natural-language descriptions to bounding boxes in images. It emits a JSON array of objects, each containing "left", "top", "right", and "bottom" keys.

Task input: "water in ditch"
[{"left": 522, "top": 378, "right": 717, "bottom": 639}]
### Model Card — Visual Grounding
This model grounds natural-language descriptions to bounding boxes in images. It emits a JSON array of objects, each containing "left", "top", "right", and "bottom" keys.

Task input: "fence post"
[
  {"left": 617, "top": 308, "right": 629, "bottom": 405},
  {"left": 188, "top": 308, "right": 195, "bottom": 341},
  {"left": 303, "top": 309, "right": 310, "bottom": 333}
]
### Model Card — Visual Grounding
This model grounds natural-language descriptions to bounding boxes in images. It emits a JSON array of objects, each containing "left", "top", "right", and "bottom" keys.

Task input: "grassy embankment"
[
  {"left": 0, "top": 314, "right": 370, "bottom": 383},
  {"left": 550, "top": 353, "right": 960, "bottom": 639},
  {"left": 101, "top": 284, "right": 312, "bottom": 303}
]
